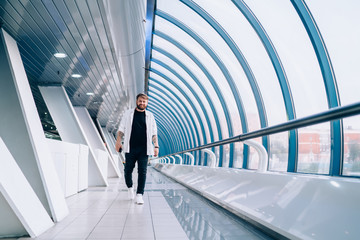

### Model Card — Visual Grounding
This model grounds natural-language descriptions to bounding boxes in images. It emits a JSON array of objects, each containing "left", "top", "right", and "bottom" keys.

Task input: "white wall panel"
[
  {"left": 0, "top": 138, "right": 54, "bottom": 238},
  {"left": 47, "top": 139, "right": 89, "bottom": 197},
  {"left": 102, "top": 127, "right": 125, "bottom": 171},
  {"left": 95, "top": 149, "right": 109, "bottom": 180},
  {"left": 99, "top": 125, "right": 121, "bottom": 172},
  {"left": 78, "top": 144, "right": 89, "bottom": 192},
  {"left": 39, "top": 86, "right": 108, "bottom": 187},
  {"left": 74, "top": 107, "right": 120, "bottom": 178}
]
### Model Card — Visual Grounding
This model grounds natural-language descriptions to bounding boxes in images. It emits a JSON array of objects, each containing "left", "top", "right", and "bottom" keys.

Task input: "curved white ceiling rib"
[{"left": 102, "top": 0, "right": 147, "bottom": 109}]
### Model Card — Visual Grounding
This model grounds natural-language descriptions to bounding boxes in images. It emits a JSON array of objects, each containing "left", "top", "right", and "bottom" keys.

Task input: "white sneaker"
[
  {"left": 136, "top": 194, "right": 144, "bottom": 205},
  {"left": 128, "top": 187, "right": 134, "bottom": 200}
]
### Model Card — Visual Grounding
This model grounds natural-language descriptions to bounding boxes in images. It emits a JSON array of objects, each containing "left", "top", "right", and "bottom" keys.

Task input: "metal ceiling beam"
[{"left": 145, "top": 0, "right": 156, "bottom": 93}]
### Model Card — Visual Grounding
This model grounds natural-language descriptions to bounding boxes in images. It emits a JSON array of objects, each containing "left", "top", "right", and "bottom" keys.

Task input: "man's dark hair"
[{"left": 136, "top": 93, "right": 149, "bottom": 100}]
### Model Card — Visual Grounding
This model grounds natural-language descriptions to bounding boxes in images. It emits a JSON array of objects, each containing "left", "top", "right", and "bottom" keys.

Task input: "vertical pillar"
[
  {"left": 184, "top": 152, "right": 195, "bottom": 165},
  {"left": 74, "top": 107, "right": 120, "bottom": 178},
  {"left": 39, "top": 86, "right": 108, "bottom": 187},
  {"left": 0, "top": 138, "right": 54, "bottom": 237},
  {"left": 0, "top": 29, "right": 68, "bottom": 222},
  {"left": 201, "top": 149, "right": 217, "bottom": 168},
  {"left": 101, "top": 126, "right": 124, "bottom": 173}
]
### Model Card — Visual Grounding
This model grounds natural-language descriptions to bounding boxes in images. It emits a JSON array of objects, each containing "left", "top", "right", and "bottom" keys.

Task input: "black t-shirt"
[{"left": 129, "top": 109, "right": 147, "bottom": 151}]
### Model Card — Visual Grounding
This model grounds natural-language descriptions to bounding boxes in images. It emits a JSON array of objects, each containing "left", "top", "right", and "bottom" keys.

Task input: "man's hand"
[
  {"left": 154, "top": 147, "right": 159, "bottom": 157},
  {"left": 115, "top": 131, "right": 124, "bottom": 152},
  {"left": 115, "top": 142, "right": 122, "bottom": 152},
  {"left": 152, "top": 135, "right": 159, "bottom": 157}
]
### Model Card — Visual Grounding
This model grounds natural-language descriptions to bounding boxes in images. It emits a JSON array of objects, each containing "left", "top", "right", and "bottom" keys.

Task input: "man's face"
[{"left": 136, "top": 97, "right": 148, "bottom": 110}]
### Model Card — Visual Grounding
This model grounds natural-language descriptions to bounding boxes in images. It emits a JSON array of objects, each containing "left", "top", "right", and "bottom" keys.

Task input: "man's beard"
[{"left": 137, "top": 104, "right": 146, "bottom": 110}]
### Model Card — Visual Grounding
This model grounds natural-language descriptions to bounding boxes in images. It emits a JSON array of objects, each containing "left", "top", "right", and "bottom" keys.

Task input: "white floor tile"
[
  {"left": 29, "top": 167, "right": 271, "bottom": 240},
  {"left": 87, "top": 228, "right": 123, "bottom": 239}
]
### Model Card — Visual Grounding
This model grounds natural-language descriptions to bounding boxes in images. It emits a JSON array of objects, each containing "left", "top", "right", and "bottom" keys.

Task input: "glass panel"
[
  {"left": 151, "top": 49, "right": 219, "bottom": 141},
  {"left": 149, "top": 85, "right": 199, "bottom": 148},
  {"left": 152, "top": 35, "right": 229, "bottom": 140},
  {"left": 248, "top": 147, "right": 259, "bottom": 170},
  {"left": 152, "top": 36, "right": 220, "bottom": 110},
  {"left": 297, "top": 123, "right": 331, "bottom": 174},
  {"left": 247, "top": 137, "right": 262, "bottom": 170},
  {"left": 305, "top": 0, "right": 360, "bottom": 106},
  {"left": 215, "top": 146, "right": 221, "bottom": 167},
  {"left": 343, "top": 116, "right": 360, "bottom": 177},
  {"left": 199, "top": 151, "right": 205, "bottom": 166},
  {"left": 149, "top": 89, "right": 195, "bottom": 148},
  {"left": 190, "top": 0, "right": 292, "bottom": 167},
  {"left": 233, "top": 142, "right": 244, "bottom": 168},
  {"left": 149, "top": 72, "right": 210, "bottom": 145},
  {"left": 152, "top": 33, "right": 230, "bottom": 167},
  {"left": 220, "top": 144, "right": 231, "bottom": 168},
  {"left": 158, "top": 0, "right": 260, "bottom": 134},
  {"left": 151, "top": 62, "right": 213, "bottom": 143},
  {"left": 149, "top": 103, "right": 186, "bottom": 150},
  {"left": 244, "top": 0, "right": 328, "bottom": 118},
  {"left": 154, "top": 6, "right": 240, "bottom": 136},
  {"left": 269, "top": 132, "right": 289, "bottom": 172},
  {"left": 153, "top": 116, "right": 183, "bottom": 151},
  {"left": 188, "top": 0, "right": 288, "bottom": 127}
]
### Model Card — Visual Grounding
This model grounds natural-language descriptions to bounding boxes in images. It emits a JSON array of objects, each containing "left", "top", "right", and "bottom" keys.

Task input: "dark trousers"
[{"left": 124, "top": 148, "right": 148, "bottom": 195}]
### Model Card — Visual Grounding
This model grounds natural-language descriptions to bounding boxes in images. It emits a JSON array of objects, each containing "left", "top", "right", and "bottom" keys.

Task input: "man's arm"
[
  {"left": 152, "top": 135, "right": 159, "bottom": 157},
  {"left": 115, "top": 131, "right": 124, "bottom": 152}
]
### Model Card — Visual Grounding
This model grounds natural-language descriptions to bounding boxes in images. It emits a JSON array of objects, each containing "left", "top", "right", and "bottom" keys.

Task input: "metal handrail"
[{"left": 154, "top": 101, "right": 360, "bottom": 159}]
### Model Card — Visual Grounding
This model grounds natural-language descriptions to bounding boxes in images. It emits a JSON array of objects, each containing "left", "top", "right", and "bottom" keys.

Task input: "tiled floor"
[{"left": 12, "top": 167, "right": 272, "bottom": 240}]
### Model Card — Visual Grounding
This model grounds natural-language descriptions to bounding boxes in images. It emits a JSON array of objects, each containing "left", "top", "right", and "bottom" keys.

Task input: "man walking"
[{"left": 115, "top": 93, "right": 159, "bottom": 204}]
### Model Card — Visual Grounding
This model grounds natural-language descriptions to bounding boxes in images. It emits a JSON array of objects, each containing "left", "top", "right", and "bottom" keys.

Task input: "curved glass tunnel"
[{"left": 1, "top": 0, "right": 360, "bottom": 239}]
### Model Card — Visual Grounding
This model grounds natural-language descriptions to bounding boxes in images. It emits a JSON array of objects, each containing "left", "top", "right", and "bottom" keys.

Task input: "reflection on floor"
[
  {"left": 12, "top": 167, "right": 272, "bottom": 240},
  {"left": 149, "top": 168, "right": 273, "bottom": 240}
]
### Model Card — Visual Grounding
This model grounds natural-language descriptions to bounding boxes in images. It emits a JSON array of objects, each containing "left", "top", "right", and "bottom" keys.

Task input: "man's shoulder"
[
  {"left": 119, "top": 109, "right": 134, "bottom": 121},
  {"left": 145, "top": 109, "right": 154, "bottom": 116},
  {"left": 124, "top": 108, "right": 135, "bottom": 114}
]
